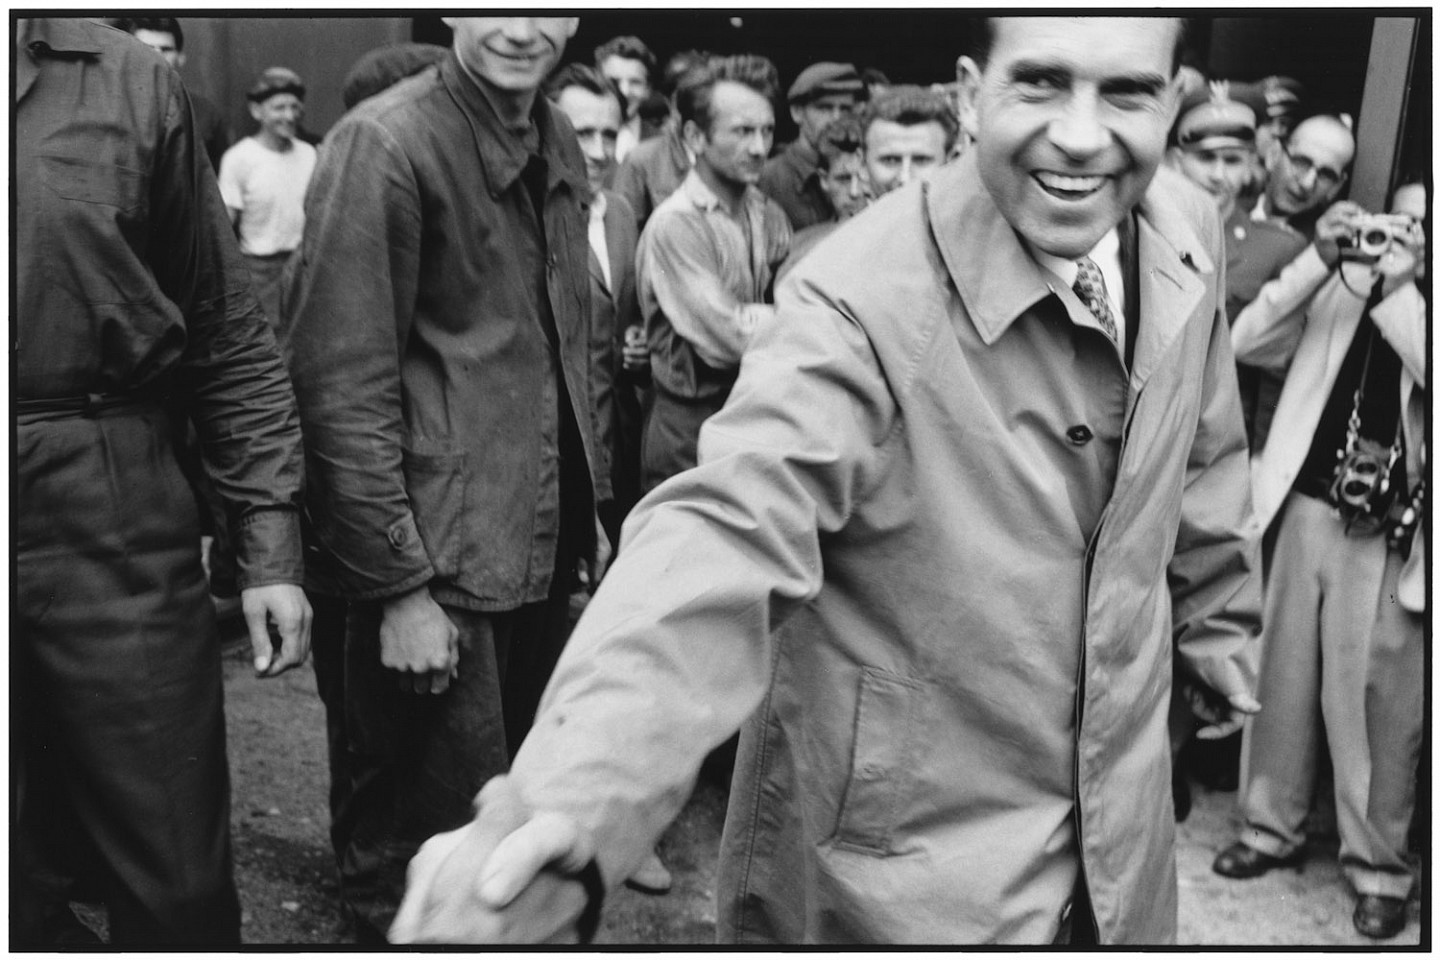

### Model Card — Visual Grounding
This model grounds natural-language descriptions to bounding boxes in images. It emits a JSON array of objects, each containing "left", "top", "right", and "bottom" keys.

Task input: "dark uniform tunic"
[{"left": 14, "top": 17, "right": 304, "bottom": 945}]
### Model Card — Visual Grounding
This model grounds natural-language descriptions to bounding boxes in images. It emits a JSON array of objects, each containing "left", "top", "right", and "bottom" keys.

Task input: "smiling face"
[
  {"left": 555, "top": 85, "right": 623, "bottom": 192},
  {"left": 957, "top": 17, "right": 1181, "bottom": 258},
  {"left": 250, "top": 93, "right": 302, "bottom": 146},
  {"left": 600, "top": 54, "right": 652, "bottom": 117},
  {"left": 444, "top": 17, "right": 576, "bottom": 95}
]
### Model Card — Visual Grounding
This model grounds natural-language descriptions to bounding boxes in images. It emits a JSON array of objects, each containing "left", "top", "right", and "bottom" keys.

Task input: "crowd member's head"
[
  {"left": 342, "top": 42, "right": 447, "bottom": 110},
  {"left": 546, "top": 63, "right": 624, "bottom": 193},
  {"left": 595, "top": 35, "right": 656, "bottom": 122},
  {"left": 860, "top": 67, "right": 891, "bottom": 101},
  {"left": 861, "top": 85, "right": 958, "bottom": 197},
  {"left": 814, "top": 116, "right": 868, "bottom": 220},
  {"left": 957, "top": 16, "right": 1184, "bottom": 259},
  {"left": 1252, "top": 76, "right": 1305, "bottom": 160},
  {"left": 1263, "top": 114, "right": 1355, "bottom": 218},
  {"left": 246, "top": 67, "right": 306, "bottom": 148},
  {"left": 1168, "top": 81, "right": 1259, "bottom": 220},
  {"left": 787, "top": 62, "right": 864, "bottom": 150},
  {"left": 678, "top": 54, "right": 780, "bottom": 200},
  {"left": 443, "top": 17, "right": 577, "bottom": 108},
  {"left": 115, "top": 16, "right": 187, "bottom": 69}
]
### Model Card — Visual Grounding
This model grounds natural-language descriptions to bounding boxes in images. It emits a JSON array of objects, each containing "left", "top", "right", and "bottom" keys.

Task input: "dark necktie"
[{"left": 1073, "top": 256, "right": 1118, "bottom": 342}]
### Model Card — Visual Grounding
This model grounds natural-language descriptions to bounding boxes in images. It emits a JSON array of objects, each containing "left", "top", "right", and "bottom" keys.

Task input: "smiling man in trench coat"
[{"left": 391, "top": 16, "right": 1261, "bottom": 945}]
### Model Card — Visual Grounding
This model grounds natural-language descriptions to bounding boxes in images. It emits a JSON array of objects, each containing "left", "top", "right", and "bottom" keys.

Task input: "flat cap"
[
  {"left": 248, "top": 66, "right": 305, "bottom": 103},
  {"left": 342, "top": 42, "right": 447, "bottom": 109},
  {"left": 1175, "top": 80, "right": 1256, "bottom": 151},
  {"left": 787, "top": 62, "right": 863, "bottom": 104}
]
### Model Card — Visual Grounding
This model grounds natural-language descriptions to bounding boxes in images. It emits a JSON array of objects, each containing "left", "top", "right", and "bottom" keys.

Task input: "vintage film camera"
[{"left": 1348, "top": 212, "right": 1418, "bottom": 258}]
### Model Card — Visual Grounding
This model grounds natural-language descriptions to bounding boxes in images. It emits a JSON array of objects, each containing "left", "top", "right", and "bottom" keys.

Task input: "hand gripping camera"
[{"left": 1350, "top": 213, "right": 1417, "bottom": 258}]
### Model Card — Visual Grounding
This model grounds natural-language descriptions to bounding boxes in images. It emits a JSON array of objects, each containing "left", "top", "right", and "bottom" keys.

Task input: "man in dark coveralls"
[
  {"left": 281, "top": 15, "right": 610, "bottom": 943},
  {"left": 14, "top": 17, "right": 311, "bottom": 946}
]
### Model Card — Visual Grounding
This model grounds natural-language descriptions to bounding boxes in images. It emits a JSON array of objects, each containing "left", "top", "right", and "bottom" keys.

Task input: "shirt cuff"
[{"left": 234, "top": 507, "right": 305, "bottom": 590}]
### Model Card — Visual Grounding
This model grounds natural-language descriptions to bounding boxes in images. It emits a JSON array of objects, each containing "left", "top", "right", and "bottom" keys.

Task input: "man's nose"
[
  {"left": 1048, "top": 91, "right": 1108, "bottom": 160},
  {"left": 500, "top": 18, "right": 539, "bottom": 44},
  {"left": 1293, "top": 164, "right": 1319, "bottom": 191}
]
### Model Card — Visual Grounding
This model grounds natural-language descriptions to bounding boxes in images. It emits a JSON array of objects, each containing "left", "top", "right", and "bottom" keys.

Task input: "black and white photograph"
[{"left": 11, "top": 8, "right": 1430, "bottom": 948}]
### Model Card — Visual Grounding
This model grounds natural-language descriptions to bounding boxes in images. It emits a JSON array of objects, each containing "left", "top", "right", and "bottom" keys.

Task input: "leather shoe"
[
  {"left": 1353, "top": 894, "right": 1408, "bottom": 939},
  {"left": 624, "top": 850, "right": 673, "bottom": 895},
  {"left": 1211, "top": 841, "right": 1302, "bottom": 878}
]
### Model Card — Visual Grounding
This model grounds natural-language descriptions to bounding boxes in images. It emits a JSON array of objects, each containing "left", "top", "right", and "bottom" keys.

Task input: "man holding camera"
[{"left": 1213, "top": 181, "right": 1426, "bottom": 941}]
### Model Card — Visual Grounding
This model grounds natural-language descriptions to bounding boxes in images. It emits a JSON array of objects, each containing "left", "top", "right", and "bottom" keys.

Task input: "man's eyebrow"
[
  {"left": 1099, "top": 73, "right": 1170, "bottom": 97},
  {"left": 1006, "top": 60, "right": 1071, "bottom": 85}
]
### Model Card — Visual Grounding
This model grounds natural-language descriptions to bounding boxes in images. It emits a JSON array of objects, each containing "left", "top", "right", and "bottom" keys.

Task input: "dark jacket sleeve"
[
  {"left": 280, "top": 113, "right": 435, "bottom": 601},
  {"left": 153, "top": 75, "right": 305, "bottom": 591}
]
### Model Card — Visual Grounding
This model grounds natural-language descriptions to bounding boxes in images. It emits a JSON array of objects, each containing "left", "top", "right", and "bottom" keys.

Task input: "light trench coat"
[{"left": 510, "top": 157, "right": 1261, "bottom": 944}]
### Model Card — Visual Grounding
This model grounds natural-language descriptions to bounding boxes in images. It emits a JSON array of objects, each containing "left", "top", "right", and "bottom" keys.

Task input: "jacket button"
[
  {"left": 388, "top": 525, "right": 410, "bottom": 548},
  {"left": 1067, "top": 425, "right": 1094, "bottom": 445}
]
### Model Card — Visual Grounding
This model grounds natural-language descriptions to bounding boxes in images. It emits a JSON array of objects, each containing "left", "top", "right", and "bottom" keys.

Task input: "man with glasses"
[{"left": 1252, "top": 114, "right": 1355, "bottom": 240}]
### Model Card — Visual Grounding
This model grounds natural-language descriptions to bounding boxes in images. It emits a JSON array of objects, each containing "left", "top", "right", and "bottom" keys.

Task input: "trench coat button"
[
  {"left": 1067, "top": 425, "right": 1094, "bottom": 445},
  {"left": 388, "top": 524, "right": 410, "bottom": 548}
]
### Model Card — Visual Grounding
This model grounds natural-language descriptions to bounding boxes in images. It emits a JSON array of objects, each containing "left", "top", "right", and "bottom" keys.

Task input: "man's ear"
[
  {"left": 248, "top": 101, "right": 264, "bottom": 124},
  {"left": 681, "top": 118, "right": 706, "bottom": 156},
  {"left": 789, "top": 104, "right": 805, "bottom": 129},
  {"left": 561, "top": 17, "right": 579, "bottom": 39},
  {"left": 955, "top": 56, "right": 982, "bottom": 141}
]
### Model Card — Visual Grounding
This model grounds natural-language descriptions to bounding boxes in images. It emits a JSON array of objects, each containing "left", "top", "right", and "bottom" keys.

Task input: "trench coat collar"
[
  {"left": 930, "top": 154, "right": 1215, "bottom": 388},
  {"left": 440, "top": 51, "right": 588, "bottom": 201}
]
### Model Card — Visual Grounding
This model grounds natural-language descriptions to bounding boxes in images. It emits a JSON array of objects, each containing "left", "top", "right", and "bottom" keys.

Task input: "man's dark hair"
[
  {"left": 660, "top": 49, "right": 712, "bottom": 101},
  {"left": 114, "top": 16, "right": 184, "bottom": 50},
  {"left": 966, "top": 16, "right": 1189, "bottom": 75},
  {"left": 815, "top": 116, "right": 865, "bottom": 173},
  {"left": 545, "top": 62, "right": 624, "bottom": 114},
  {"left": 861, "top": 85, "right": 960, "bottom": 154},
  {"left": 594, "top": 35, "right": 656, "bottom": 78},
  {"left": 676, "top": 54, "right": 779, "bottom": 137}
]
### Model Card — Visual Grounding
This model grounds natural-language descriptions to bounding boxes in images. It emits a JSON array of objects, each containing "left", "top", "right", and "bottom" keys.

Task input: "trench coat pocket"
[
  {"left": 40, "top": 155, "right": 146, "bottom": 212},
  {"left": 400, "top": 447, "right": 467, "bottom": 581},
  {"left": 832, "top": 667, "right": 924, "bottom": 855}
]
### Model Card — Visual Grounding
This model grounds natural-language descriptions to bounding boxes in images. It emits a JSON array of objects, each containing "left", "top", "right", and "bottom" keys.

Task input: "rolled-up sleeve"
[
  {"left": 280, "top": 115, "right": 435, "bottom": 600},
  {"left": 153, "top": 79, "right": 305, "bottom": 590}
]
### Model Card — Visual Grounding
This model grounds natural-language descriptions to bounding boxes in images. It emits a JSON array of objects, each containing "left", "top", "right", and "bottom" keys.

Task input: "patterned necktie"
[{"left": 1073, "top": 256, "right": 1118, "bottom": 342}]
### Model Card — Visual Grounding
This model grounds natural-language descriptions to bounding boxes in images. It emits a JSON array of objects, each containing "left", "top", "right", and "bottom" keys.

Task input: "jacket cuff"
[{"left": 234, "top": 507, "right": 305, "bottom": 590}]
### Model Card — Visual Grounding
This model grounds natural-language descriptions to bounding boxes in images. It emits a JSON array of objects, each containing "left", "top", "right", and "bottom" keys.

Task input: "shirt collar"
[
  {"left": 589, "top": 189, "right": 608, "bottom": 224},
  {"left": 679, "top": 168, "right": 765, "bottom": 217},
  {"left": 929, "top": 153, "right": 1210, "bottom": 346},
  {"left": 439, "top": 51, "right": 588, "bottom": 200},
  {"left": 23, "top": 17, "right": 105, "bottom": 57},
  {"left": 1028, "top": 228, "right": 1123, "bottom": 310}
]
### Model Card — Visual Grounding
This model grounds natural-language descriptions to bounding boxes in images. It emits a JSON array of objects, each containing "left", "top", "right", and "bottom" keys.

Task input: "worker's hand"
[
  {"left": 389, "top": 775, "right": 595, "bottom": 944},
  {"left": 380, "top": 586, "right": 459, "bottom": 694},
  {"left": 621, "top": 325, "right": 649, "bottom": 372},
  {"left": 240, "top": 583, "right": 312, "bottom": 677},
  {"left": 1313, "top": 200, "right": 1365, "bottom": 267},
  {"left": 1185, "top": 680, "right": 1261, "bottom": 741},
  {"left": 577, "top": 514, "right": 612, "bottom": 594}
]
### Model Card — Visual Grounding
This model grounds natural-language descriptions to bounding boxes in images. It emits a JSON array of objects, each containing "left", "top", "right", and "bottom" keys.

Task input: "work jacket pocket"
[
  {"left": 400, "top": 446, "right": 467, "bottom": 581},
  {"left": 832, "top": 666, "right": 924, "bottom": 855}
]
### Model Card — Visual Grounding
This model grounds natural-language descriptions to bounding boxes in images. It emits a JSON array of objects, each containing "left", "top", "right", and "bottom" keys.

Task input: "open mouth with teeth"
[{"left": 1034, "top": 171, "right": 1107, "bottom": 200}]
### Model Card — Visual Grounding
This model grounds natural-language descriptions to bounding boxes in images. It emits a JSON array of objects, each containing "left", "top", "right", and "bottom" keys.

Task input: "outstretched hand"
[{"left": 389, "top": 775, "right": 597, "bottom": 944}]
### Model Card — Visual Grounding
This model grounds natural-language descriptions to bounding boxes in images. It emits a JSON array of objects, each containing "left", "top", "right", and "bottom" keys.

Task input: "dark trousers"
[
  {"left": 13, "top": 405, "right": 240, "bottom": 946},
  {"left": 310, "top": 576, "right": 575, "bottom": 943}
]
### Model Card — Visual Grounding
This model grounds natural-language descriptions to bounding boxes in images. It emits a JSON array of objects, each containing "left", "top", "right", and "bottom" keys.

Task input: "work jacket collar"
[
  {"left": 17, "top": 18, "right": 105, "bottom": 103},
  {"left": 440, "top": 51, "right": 588, "bottom": 201}
]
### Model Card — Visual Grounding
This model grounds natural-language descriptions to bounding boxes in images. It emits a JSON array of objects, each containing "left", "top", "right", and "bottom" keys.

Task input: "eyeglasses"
[{"left": 1282, "top": 145, "right": 1346, "bottom": 191}]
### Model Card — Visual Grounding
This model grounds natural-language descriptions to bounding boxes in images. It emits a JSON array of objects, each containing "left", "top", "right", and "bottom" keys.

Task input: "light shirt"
[
  {"left": 636, "top": 169, "right": 792, "bottom": 369},
  {"left": 588, "top": 190, "right": 612, "bottom": 291},
  {"left": 616, "top": 114, "right": 642, "bottom": 164},
  {"left": 217, "top": 136, "right": 317, "bottom": 256},
  {"left": 1029, "top": 227, "right": 1126, "bottom": 357}
]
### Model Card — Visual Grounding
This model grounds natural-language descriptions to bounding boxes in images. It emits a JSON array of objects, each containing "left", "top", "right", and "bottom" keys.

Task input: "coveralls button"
[{"left": 1067, "top": 425, "right": 1094, "bottom": 445}]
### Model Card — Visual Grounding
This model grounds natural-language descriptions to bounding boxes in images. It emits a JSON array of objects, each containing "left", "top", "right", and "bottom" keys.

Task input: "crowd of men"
[{"left": 13, "top": 14, "right": 1425, "bottom": 948}]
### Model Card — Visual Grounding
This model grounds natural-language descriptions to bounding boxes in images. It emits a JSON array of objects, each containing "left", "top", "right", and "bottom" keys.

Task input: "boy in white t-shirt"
[{"left": 218, "top": 67, "right": 317, "bottom": 324}]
